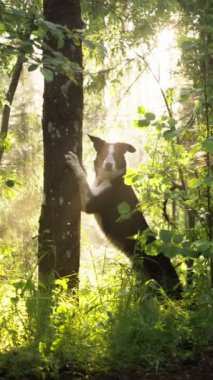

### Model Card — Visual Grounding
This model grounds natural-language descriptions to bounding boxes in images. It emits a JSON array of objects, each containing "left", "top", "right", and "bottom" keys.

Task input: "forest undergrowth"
[{"left": 0, "top": 255, "right": 212, "bottom": 379}]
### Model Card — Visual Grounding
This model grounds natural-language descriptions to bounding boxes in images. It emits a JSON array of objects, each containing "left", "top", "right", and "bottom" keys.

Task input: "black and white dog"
[{"left": 66, "top": 135, "right": 182, "bottom": 298}]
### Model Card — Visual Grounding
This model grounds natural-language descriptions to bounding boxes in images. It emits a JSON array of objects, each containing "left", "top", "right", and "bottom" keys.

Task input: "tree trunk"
[{"left": 38, "top": 0, "right": 83, "bottom": 289}]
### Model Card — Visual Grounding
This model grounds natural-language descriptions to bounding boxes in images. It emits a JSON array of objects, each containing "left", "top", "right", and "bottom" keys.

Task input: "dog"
[{"left": 65, "top": 135, "right": 182, "bottom": 298}]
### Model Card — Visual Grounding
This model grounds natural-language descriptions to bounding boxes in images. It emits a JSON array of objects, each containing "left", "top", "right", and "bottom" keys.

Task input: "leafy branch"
[{"left": 0, "top": 27, "right": 34, "bottom": 164}]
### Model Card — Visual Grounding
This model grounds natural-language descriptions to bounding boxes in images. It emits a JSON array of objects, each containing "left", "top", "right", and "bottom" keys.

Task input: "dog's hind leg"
[
  {"left": 141, "top": 253, "right": 182, "bottom": 299},
  {"left": 131, "top": 244, "right": 182, "bottom": 299}
]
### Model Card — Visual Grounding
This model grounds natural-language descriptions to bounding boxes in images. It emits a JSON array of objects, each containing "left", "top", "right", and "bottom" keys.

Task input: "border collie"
[{"left": 65, "top": 135, "right": 182, "bottom": 298}]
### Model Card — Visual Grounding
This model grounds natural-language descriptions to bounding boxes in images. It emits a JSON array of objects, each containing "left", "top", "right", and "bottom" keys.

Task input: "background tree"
[
  {"left": 38, "top": 0, "right": 83, "bottom": 288},
  {"left": 177, "top": 0, "right": 213, "bottom": 281},
  {"left": 0, "top": 1, "right": 38, "bottom": 163}
]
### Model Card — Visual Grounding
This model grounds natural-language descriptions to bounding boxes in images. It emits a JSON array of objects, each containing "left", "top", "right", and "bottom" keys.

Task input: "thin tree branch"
[
  {"left": 136, "top": 52, "right": 173, "bottom": 118},
  {"left": 0, "top": 53, "right": 25, "bottom": 164}
]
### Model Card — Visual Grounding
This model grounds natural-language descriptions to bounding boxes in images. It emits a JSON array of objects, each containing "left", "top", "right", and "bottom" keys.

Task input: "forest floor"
[
  {"left": 1, "top": 351, "right": 213, "bottom": 379},
  {"left": 91, "top": 352, "right": 213, "bottom": 380}
]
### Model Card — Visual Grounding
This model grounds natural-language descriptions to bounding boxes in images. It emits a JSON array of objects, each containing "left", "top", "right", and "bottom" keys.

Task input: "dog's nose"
[{"left": 105, "top": 162, "right": 113, "bottom": 171}]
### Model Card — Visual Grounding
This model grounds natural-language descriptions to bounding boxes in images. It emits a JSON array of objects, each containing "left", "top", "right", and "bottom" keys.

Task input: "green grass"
[{"left": 0, "top": 256, "right": 213, "bottom": 379}]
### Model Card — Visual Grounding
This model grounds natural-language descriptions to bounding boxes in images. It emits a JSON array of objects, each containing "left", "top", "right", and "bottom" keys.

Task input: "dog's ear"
[
  {"left": 118, "top": 143, "right": 136, "bottom": 154},
  {"left": 88, "top": 135, "right": 106, "bottom": 151}
]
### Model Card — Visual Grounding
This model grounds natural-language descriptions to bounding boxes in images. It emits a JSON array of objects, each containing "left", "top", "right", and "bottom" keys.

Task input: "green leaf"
[
  {"left": 125, "top": 169, "right": 138, "bottom": 185},
  {"left": 84, "top": 39, "right": 96, "bottom": 50},
  {"left": 138, "top": 119, "right": 150, "bottom": 127},
  {"left": 133, "top": 119, "right": 150, "bottom": 128},
  {"left": 168, "top": 118, "right": 177, "bottom": 127},
  {"left": 5, "top": 179, "right": 15, "bottom": 188},
  {"left": 40, "top": 68, "right": 54, "bottom": 82},
  {"left": 117, "top": 202, "right": 132, "bottom": 221},
  {"left": 145, "top": 112, "right": 156, "bottom": 121},
  {"left": 182, "top": 241, "right": 191, "bottom": 249},
  {"left": 188, "top": 178, "right": 202, "bottom": 188},
  {"left": 182, "top": 249, "right": 200, "bottom": 258},
  {"left": 159, "top": 229, "right": 172, "bottom": 244},
  {"left": 203, "top": 136, "right": 213, "bottom": 154},
  {"left": 194, "top": 240, "right": 213, "bottom": 252},
  {"left": 203, "top": 252, "right": 213, "bottom": 259},
  {"left": 161, "top": 245, "right": 180, "bottom": 258},
  {"left": 204, "top": 175, "right": 213, "bottom": 187},
  {"left": 145, "top": 240, "right": 162, "bottom": 256},
  {"left": 165, "top": 87, "right": 175, "bottom": 105},
  {"left": 0, "top": 22, "right": 5, "bottom": 35},
  {"left": 163, "top": 129, "right": 179, "bottom": 140},
  {"left": 137, "top": 106, "right": 146, "bottom": 115},
  {"left": 28, "top": 64, "right": 39, "bottom": 72},
  {"left": 57, "top": 34, "right": 65, "bottom": 49},
  {"left": 117, "top": 201, "right": 131, "bottom": 215},
  {"left": 21, "top": 41, "right": 33, "bottom": 54},
  {"left": 173, "top": 234, "right": 183, "bottom": 244}
]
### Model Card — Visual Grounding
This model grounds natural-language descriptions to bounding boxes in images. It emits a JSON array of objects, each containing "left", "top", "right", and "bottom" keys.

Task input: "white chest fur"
[{"left": 91, "top": 178, "right": 112, "bottom": 197}]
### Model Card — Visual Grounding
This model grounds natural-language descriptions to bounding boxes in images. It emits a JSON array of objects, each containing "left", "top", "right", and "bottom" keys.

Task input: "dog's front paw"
[
  {"left": 65, "top": 151, "right": 79, "bottom": 167},
  {"left": 65, "top": 151, "right": 83, "bottom": 177}
]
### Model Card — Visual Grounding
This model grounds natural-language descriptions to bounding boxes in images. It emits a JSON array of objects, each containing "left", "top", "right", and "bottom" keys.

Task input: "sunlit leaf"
[
  {"left": 188, "top": 178, "right": 203, "bottom": 188},
  {"left": 137, "top": 105, "right": 146, "bottom": 115},
  {"left": 84, "top": 39, "right": 96, "bottom": 50},
  {"left": 165, "top": 87, "right": 175, "bottom": 105},
  {"left": 0, "top": 22, "right": 5, "bottom": 34},
  {"left": 145, "top": 239, "right": 162, "bottom": 256},
  {"left": 125, "top": 169, "right": 138, "bottom": 185}
]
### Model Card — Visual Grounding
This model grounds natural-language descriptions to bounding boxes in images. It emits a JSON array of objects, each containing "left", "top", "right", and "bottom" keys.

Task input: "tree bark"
[{"left": 38, "top": 0, "right": 83, "bottom": 289}]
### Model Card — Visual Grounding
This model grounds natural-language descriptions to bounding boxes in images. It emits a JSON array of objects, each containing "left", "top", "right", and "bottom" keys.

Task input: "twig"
[{"left": 136, "top": 52, "right": 173, "bottom": 118}]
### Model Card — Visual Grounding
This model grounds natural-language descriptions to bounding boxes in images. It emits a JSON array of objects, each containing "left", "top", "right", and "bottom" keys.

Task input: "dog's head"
[{"left": 88, "top": 135, "right": 136, "bottom": 180}]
